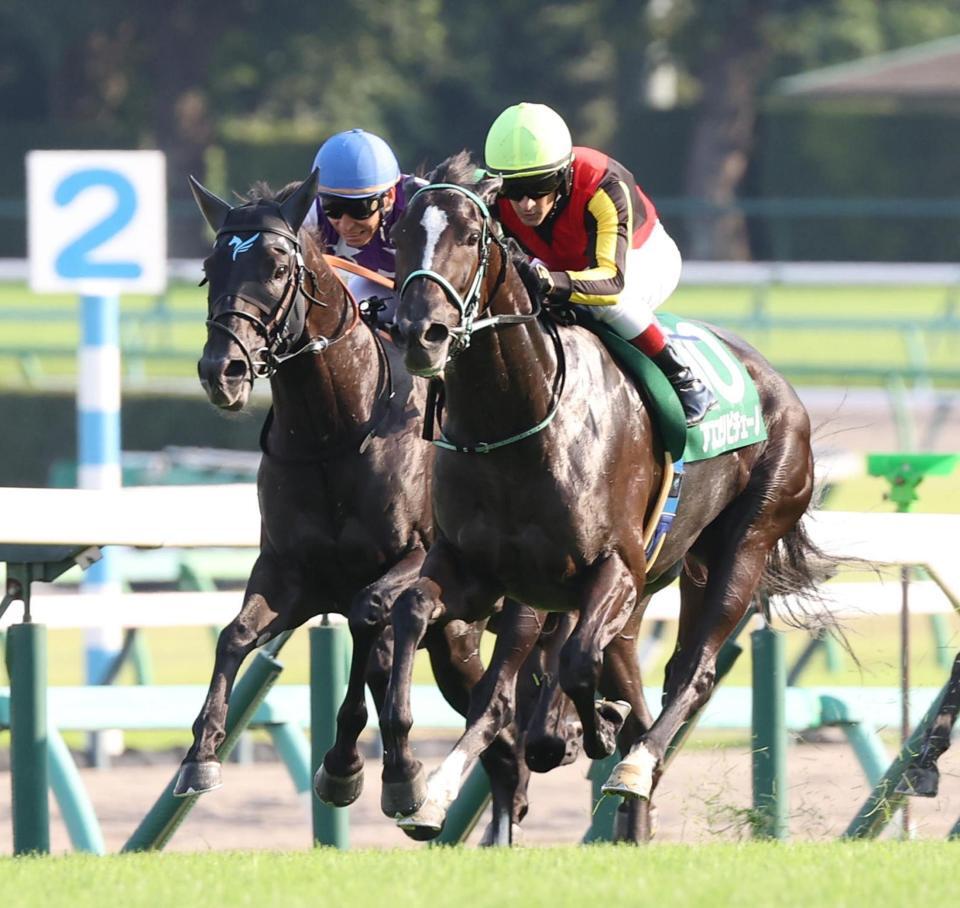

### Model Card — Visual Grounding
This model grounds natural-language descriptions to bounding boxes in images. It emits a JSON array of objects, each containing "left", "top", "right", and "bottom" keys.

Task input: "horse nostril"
[
  {"left": 424, "top": 323, "right": 449, "bottom": 345},
  {"left": 224, "top": 360, "right": 247, "bottom": 380}
]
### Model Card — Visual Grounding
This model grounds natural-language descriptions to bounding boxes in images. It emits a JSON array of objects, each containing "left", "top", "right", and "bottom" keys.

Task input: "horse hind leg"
[
  {"left": 606, "top": 454, "right": 811, "bottom": 803},
  {"left": 522, "top": 613, "right": 583, "bottom": 774},
  {"left": 315, "top": 550, "right": 424, "bottom": 808},
  {"left": 898, "top": 650, "right": 960, "bottom": 797},
  {"left": 478, "top": 725, "right": 530, "bottom": 846},
  {"left": 558, "top": 554, "right": 638, "bottom": 762}
]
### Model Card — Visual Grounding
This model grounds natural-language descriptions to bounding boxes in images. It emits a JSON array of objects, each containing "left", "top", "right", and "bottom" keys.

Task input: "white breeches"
[{"left": 583, "top": 220, "right": 682, "bottom": 340}]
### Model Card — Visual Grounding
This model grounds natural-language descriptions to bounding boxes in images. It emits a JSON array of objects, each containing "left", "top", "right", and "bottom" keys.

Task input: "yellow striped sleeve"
[{"left": 565, "top": 181, "right": 632, "bottom": 305}]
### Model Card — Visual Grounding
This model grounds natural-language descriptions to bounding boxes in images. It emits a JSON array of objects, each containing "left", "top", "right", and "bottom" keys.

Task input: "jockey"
[
  {"left": 483, "top": 102, "right": 717, "bottom": 426},
  {"left": 304, "top": 128, "right": 422, "bottom": 323}
]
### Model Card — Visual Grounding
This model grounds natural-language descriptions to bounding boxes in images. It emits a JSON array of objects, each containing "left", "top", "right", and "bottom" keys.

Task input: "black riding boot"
[{"left": 651, "top": 343, "right": 717, "bottom": 426}]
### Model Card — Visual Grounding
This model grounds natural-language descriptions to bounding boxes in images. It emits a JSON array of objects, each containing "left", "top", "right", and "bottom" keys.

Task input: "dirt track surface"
[{"left": 2, "top": 734, "right": 958, "bottom": 854}]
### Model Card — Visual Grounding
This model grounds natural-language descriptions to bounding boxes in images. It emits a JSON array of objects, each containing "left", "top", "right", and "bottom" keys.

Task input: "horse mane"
[{"left": 427, "top": 150, "right": 485, "bottom": 189}]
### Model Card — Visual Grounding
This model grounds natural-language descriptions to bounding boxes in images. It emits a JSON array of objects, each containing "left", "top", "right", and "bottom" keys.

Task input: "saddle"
[{"left": 572, "top": 309, "right": 768, "bottom": 573}]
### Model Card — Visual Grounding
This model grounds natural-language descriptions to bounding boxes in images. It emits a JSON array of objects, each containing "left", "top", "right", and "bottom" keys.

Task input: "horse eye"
[
  {"left": 275, "top": 265, "right": 288, "bottom": 279},
  {"left": 466, "top": 232, "right": 480, "bottom": 245}
]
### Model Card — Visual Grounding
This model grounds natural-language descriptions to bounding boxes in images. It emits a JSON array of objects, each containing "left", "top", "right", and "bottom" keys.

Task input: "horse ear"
[
  {"left": 280, "top": 170, "right": 319, "bottom": 232},
  {"left": 474, "top": 170, "right": 502, "bottom": 207},
  {"left": 188, "top": 175, "right": 232, "bottom": 232}
]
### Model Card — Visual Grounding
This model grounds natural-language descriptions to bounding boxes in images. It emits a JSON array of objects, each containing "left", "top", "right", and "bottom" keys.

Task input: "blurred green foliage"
[{"left": 1, "top": 1, "right": 960, "bottom": 257}]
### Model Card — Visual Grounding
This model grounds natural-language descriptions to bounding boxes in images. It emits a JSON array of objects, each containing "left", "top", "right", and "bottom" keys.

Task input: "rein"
[
  {"left": 400, "top": 184, "right": 542, "bottom": 353},
  {"left": 206, "top": 207, "right": 394, "bottom": 459},
  {"left": 401, "top": 182, "right": 567, "bottom": 455}
]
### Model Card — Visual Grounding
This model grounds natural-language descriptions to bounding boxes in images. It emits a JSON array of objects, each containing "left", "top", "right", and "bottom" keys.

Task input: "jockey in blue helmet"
[{"left": 304, "top": 128, "right": 423, "bottom": 322}]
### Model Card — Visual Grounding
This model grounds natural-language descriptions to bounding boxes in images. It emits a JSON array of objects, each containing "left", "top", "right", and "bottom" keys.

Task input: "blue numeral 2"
[{"left": 54, "top": 169, "right": 143, "bottom": 279}]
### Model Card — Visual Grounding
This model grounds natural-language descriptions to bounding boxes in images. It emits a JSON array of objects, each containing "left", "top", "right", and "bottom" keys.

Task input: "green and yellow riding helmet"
[{"left": 484, "top": 102, "right": 574, "bottom": 197}]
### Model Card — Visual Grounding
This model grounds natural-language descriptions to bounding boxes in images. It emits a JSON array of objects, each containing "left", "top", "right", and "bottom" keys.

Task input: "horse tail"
[
  {"left": 758, "top": 515, "right": 837, "bottom": 609},
  {"left": 756, "top": 502, "right": 875, "bottom": 657}
]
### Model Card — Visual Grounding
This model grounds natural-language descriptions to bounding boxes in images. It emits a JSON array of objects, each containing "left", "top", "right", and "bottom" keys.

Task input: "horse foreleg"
[
  {"left": 599, "top": 603, "right": 657, "bottom": 842},
  {"left": 397, "top": 600, "right": 543, "bottom": 841},
  {"left": 522, "top": 613, "right": 583, "bottom": 774},
  {"left": 175, "top": 554, "right": 297, "bottom": 796},
  {"left": 425, "top": 617, "right": 530, "bottom": 844},
  {"left": 559, "top": 553, "right": 638, "bottom": 761},
  {"left": 899, "top": 649, "right": 960, "bottom": 797},
  {"left": 315, "top": 548, "right": 425, "bottom": 808}
]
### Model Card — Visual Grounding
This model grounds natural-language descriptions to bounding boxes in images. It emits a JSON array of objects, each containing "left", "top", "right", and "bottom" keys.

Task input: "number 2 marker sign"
[{"left": 27, "top": 150, "right": 167, "bottom": 294}]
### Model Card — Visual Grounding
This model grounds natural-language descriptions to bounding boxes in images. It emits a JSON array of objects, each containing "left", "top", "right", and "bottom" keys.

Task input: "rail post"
[
  {"left": 122, "top": 630, "right": 292, "bottom": 852},
  {"left": 310, "top": 618, "right": 350, "bottom": 848},
  {"left": 6, "top": 619, "right": 49, "bottom": 854},
  {"left": 751, "top": 621, "right": 788, "bottom": 839}
]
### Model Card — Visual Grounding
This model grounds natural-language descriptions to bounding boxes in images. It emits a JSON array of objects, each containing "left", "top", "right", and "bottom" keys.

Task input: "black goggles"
[
  {"left": 320, "top": 194, "right": 383, "bottom": 220},
  {"left": 499, "top": 171, "right": 565, "bottom": 202}
]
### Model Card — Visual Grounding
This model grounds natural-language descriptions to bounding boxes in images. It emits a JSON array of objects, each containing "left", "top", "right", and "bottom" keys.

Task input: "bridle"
[
  {"left": 398, "top": 182, "right": 567, "bottom": 455},
  {"left": 399, "top": 183, "right": 541, "bottom": 358},
  {"left": 205, "top": 206, "right": 361, "bottom": 381}
]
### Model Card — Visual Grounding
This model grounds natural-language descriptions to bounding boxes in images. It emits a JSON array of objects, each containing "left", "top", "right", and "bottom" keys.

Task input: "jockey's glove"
[{"left": 516, "top": 258, "right": 570, "bottom": 306}]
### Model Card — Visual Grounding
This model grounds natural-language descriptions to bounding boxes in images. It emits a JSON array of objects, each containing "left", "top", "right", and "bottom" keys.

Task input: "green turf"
[{"left": 1, "top": 842, "right": 958, "bottom": 907}]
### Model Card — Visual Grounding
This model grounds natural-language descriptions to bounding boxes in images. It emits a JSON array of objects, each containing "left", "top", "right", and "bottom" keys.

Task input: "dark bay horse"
[
  {"left": 380, "top": 153, "right": 825, "bottom": 838},
  {"left": 176, "top": 173, "right": 552, "bottom": 842}
]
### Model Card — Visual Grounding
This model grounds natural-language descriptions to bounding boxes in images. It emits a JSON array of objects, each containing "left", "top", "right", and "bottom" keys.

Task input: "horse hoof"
[
  {"left": 526, "top": 734, "right": 579, "bottom": 774},
  {"left": 173, "top": 761, "right": 222, "bottom": 797},
  {"left": 314, "top": 764, "right": 364, "bottom": 807},
  {"left": 602, "top": 746, "right": 656, "bottom": 801},
  {"left": 896, "top": 764, "right": 940, "bottom": 798},
  {"left": 597, "top": 699, "right": 632, "bottom": 729},
  {"left": 381, "top": 765, "right": 428, "bottom": 818},
  {"left": 396, "top": 800, "right": 446, "bottom": 841}
]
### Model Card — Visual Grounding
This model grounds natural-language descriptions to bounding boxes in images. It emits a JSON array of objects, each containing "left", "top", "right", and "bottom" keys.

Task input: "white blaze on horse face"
[{"left": 420, "top": 205, "right": 449, "bottom": 270}]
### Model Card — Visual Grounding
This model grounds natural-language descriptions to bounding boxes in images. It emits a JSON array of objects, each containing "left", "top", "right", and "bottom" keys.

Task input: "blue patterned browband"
[{"left": 228, "top": 232, "right": 261, "bottom": 260}]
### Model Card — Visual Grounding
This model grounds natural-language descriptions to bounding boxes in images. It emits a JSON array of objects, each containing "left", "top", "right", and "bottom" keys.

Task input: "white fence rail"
[{"left": 1, "top": 484, "right": 957, "bottom": 625}]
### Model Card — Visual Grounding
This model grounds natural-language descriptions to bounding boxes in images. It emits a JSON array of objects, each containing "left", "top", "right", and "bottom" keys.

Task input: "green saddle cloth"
[{"left": 582, "top": 312, "right": 767, "bottom": 463}]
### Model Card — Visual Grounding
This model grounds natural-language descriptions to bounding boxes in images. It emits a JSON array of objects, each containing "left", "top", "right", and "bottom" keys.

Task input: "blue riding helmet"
[{"left": 312, "top": 129, "right": 401, "bottom": 198}]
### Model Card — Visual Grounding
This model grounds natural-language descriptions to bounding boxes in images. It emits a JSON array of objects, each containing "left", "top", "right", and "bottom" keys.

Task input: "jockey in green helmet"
[{"left": 484, "top": 102, "right": 716, "bottom": 427}]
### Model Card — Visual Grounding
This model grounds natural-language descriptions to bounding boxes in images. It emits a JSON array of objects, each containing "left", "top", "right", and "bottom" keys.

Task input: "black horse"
[
  {"left": 379, "top": 153, "right": 827, "bottom": 839},
  {"left": 176, "top": 173, "right": 558, "bottom": 844}
]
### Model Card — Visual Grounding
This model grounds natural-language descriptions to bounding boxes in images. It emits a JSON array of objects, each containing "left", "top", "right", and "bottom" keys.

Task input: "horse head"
[
  {"left": 391, "top": 152, "right": 503, "bottom": 377},
  {"left": 191, "top": 171, "right": 318, "bottom": 409}
]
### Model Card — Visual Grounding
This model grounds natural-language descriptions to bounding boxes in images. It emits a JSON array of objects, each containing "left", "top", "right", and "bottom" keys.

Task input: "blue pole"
[{"left": 79, "top": 294, "right": 124, "bottom": 764}]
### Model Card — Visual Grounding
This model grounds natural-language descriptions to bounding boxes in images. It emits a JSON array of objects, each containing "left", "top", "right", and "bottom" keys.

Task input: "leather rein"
[{"left": 399, "top": 183, "right": 567, "bottom": 455}]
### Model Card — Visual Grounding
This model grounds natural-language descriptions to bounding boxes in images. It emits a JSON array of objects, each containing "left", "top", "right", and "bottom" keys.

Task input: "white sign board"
[{"left": 27, "top": 150, "right": 167, "bottom": 294}]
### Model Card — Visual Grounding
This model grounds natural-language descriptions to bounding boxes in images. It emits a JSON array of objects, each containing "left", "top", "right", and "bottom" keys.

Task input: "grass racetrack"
[{"left": 3, "top": 842, "right": 958, "bottom": 907}]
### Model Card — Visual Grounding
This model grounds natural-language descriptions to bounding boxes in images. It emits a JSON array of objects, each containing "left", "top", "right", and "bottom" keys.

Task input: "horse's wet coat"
[
  {"left": 381, "top": 153, "right": 822, "bottom": 841},
  {"left": 177, "top": 175, "right": 571, "bottom": 840}
]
